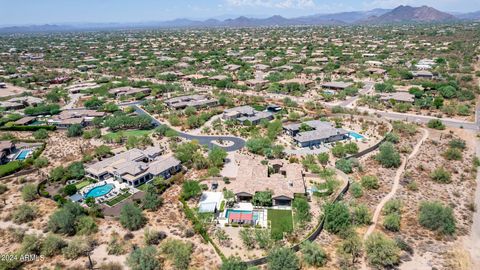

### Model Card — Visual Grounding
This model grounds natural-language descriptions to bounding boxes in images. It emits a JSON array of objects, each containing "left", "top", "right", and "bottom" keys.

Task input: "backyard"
[
  {"left": 267, "top": 209, "right": 293, "bottom": 239},
  {"left": 103, "top": 129, "right": 153, "bottom": 141}
]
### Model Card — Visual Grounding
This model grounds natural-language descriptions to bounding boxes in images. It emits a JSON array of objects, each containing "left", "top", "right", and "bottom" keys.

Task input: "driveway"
[{"left": 131, "top": 104, "right": 245, "bottom": 152}]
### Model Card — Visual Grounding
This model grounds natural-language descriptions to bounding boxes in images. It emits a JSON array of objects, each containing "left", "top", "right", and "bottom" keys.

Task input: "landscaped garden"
[{"left": 106, "top": 191, "right": 131, "bottom": 207}]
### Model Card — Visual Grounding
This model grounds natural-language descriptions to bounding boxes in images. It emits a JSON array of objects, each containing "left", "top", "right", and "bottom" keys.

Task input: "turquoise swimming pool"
[
  {"left": 349, "top": 132, "right": 365, "bottom": 140},
  {"left": 15, "top": 150, "right": 32, "bottom": 160},
  {"left": 84, "top": 184, "right": 114, "bottom": 198}
]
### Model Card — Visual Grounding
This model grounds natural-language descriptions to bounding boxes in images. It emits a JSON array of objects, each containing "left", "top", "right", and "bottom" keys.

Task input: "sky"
[{"left": 0, "top": 0, "right": 479, "bottom": 26}]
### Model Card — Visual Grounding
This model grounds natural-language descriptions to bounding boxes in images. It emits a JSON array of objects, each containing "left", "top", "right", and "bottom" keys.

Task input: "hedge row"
[
  {"left": 180, "top": 198, "right": 226, "bottom": 261},
  {"left": 0, "top": 125, "right": 56, "bottom": 131}
]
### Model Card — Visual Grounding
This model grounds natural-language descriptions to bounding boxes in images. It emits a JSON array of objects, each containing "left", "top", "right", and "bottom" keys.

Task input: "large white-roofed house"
[{"left": 85, "top": 147, "right": 181, "bottom": 187}]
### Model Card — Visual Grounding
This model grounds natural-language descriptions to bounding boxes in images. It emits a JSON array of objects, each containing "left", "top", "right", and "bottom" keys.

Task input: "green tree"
[
  {"left": 267, "top": 247, "right": 300, "bottom": 270},
  {"left": 317, "top": 152, "right": 329, "bottom": 167},
  {"left": 365, "top": 233, "right": 400, "bottom": 268},
  {"left": 181, "top": 180, "right": 202, "bottom": 200},
  {"left": 300, "top": 241, "right": 327, "bottom": 267},
  {"left": 127, "top": 246, "right": 161, "bottom": 270},
  {"left": 75, "top": 216, "right": 98, "bottom": 235},
  {"left": 337, "top": 231, "right": 363, "bottom": 266},
  {"left": 324, "top": 202, "right": 351, "bottom": 234},
  {"left": 252, "top": 191, "right": 272, "bottom": 207},
  {"left": 375, "top": 142, "right": 401, "bottom": 168},
  {"left": 63, "top": 184, "right": 77, "bottom": 196},
  {"left": 119, "top": 203, "right": 146, "bottom": 231},
  {"left": 142, "top": 184, "right": 163, "bottom": 211},
  {"left": 67, "top": 124, "right": 84, "bottom": 137},
  {"left": 292, "top": 197, "right": 311, "bottom": 224},
  {"left": 209, "top": 146, "right": 228, "bottom": 168},
  {"left": 418, "top": 201, "right": 456, "bottom": 235}
]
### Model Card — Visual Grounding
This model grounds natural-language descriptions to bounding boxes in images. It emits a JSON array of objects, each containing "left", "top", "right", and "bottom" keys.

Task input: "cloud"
[{"left": 226, "top": 0, "right": 315, "bottom": 9}]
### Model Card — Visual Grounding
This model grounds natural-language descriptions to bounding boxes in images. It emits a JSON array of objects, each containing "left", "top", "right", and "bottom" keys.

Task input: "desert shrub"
[
  {"left": 144, "top": 228, "right": 167, "bottom": 245},
  {"left": 120, "top": 203, "right": 146, "bottom": 231},
  {"left": 48, "top": 202, "right": 86, "bottom": 235},
  {"left": 239, "top": 228, "right": 255, "bottom": 249},
  {"left": 375, "top": 142, "right": 401, "bottom": 168},
  {"left": 365, "top": 233, "right": 400, "bottom": 268},
  {"left": 427, "top": 119, "right": 445, "bottom": 130},
  {"left": 267, "top": 247, "right": 300, "bottom": 270},
  {"left": 324, "top": 202, "right": 351, "bottom": 234},
  {"left": 350, "top": 182, "right": 363, "bottom": 198},
  {"left": 351, "top": 204, "right": 371, "bottom": 225},
  {"left": 449, "top": 139, "right": 466, "bottom": 150},
  {"left": 75, "top": 216, "right": 98, "bottom": 235},
  {"left": 220, "top": 256, "right": 248, "bottom": 270},
  {"left": 107, "top": 233, "right": 127, "bottom": 255},
  {"left": 336, "top": 158, "right": 353, "bottom": 174},
  {"left": 21, "top": 234, "right": 42, "bottom": 255},
  {"left": 383, "top": 213, "right": 401, "bottom": 232},
  {"left": 160, "top": 239, "right": 193, "bottom": 270},
  {"left": 383, "top": 199, "right": 402, "bottom": 215},
  {"left": 430, "top": 167, "right": 452, "bottom": 184},
  {"left": 127, "top": 246, "right": 160, "bottom": 270},
  {"left": 21, "top": 183, "right": 38, "bottom": 202},
  {"left": 361, "top": 175, "right": 379, "bottom": 190},
  {"left": 12, "top": 203, "right": 37, "bottom": 224},
  {"left": 300, "top": 241, "right": 327, "bottom": 267},
  {"left": 62, "top": 237, "right": 93, "bottom": 259},
  {"left": 41, "top": 233, "right": 67, "bottom": 257},
  {"left": 418, "top": 201, "right": 456, "bottom": 235},
  {"left": 384, "top": 132, "right": 400, "bottom": 144},
  {"left": 443, "top": 147, "right": 462, "bottom": 160}
]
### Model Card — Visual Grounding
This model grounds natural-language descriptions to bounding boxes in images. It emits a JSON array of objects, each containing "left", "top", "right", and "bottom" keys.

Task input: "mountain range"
[{"left": 1, "top": 5, "right": 479, "bottom": 33}]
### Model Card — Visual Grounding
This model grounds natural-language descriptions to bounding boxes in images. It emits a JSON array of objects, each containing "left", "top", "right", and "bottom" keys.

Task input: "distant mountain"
[
  {"left": 364, "top": 5, "right": 456, "bottom": 24},
  {"left": 1, "top": 6, "right": 477, "bottom": 33},
  {"left": 299, "top": 8, "right": 390, "bottom": 24},
  {"left": 456, "top": 11, "right": 480, "bottom": 20}
]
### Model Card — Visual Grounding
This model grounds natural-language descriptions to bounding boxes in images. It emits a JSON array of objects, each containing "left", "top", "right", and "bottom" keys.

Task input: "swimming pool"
[
  {"left": 15, "top": 150, "right": 32, "bottom": 160},
  {"left": 84, "top": 184, "right": 114, "bottom": 198},
  {"left": 225, "top": 209, "right": 260, "bottom": 221},
  {"left": 349, "top": 132, "right": 365, "bottom": 140}
]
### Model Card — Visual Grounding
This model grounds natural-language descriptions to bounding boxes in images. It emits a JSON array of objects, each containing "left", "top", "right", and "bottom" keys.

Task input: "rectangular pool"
[
  {"left": 15, "top": 150, "right": 32, "bottom": 160},
  {"left": 349, "top": 132, "right": 365, "bottom": 140}
]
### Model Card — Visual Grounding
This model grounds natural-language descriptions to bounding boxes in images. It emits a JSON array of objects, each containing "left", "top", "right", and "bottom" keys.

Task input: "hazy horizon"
[{"left": 1, "top": 0, "right": 479, "bottom": 26}]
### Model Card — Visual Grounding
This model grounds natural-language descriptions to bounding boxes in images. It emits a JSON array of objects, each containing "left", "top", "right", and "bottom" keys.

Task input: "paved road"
[{"left": 131, "top": 104, "right": 245, "bottom": 152}]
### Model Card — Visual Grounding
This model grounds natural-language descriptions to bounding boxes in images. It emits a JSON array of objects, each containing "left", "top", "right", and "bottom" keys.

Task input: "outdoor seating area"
[{"left": 75, "top": 178, "right": 136, "bottom": 205}]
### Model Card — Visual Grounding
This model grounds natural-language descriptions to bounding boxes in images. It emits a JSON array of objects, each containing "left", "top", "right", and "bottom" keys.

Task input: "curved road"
[{"left": 130, "top": 104, "right": 245, "bottom": 152}]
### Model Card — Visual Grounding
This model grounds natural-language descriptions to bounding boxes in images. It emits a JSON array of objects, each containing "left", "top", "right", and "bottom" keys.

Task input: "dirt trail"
[
  {"left": 364, "top": 128, "right": 429, "bottom": 239},
  {"left": 462, "top": 138, "right": 480, "bottom": 269},
  {"left": 360, "top": 128, "right": 429, "bottom": 269}
]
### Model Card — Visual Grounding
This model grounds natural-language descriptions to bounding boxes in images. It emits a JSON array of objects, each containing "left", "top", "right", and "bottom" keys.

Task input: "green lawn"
[
  {"left": 106, "top": 192, "right": 131, "bottom": 206},
  {"left": 103, "top": 129, "right": 153, "bottom": 140},
  {"left": 75, "top": 180, "right": 91, "bottom": 190},
  {"left": 268, "top": 209, "right": 293, "bottom": 240}
]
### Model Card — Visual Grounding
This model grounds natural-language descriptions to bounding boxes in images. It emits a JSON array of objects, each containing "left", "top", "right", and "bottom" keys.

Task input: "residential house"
[
  {"left": 229, "top": 155, "right": 306, "bottom": 206},
  {"left": 85, "top": 147, "right": 181, "bottom": 187},
  {"left": 0, "top": 141, "right": 15, "bottom": 164},
  {"left": 222, "top": 105, "right": 273, "bottom": 125},
  {"left": 164, "top": 94, "right": 218, "bottom": 110},
  {"left": 283, "top": 120, "right": 349, "bottom": 147}
]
